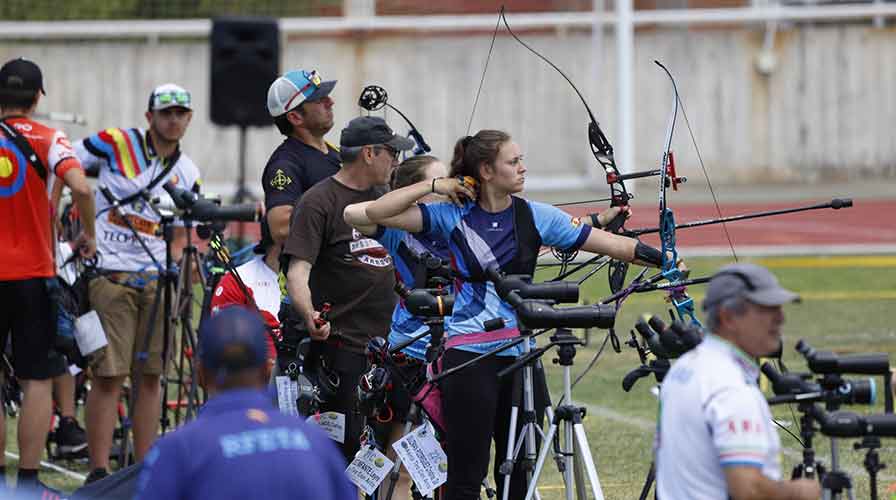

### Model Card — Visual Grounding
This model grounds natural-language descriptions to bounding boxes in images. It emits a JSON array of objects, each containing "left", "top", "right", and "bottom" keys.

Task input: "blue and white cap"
[{"left": 266, "top": 69, "right": 336, "bottom": 117}]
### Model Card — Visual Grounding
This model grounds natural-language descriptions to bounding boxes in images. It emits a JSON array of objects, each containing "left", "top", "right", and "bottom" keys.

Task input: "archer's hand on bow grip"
[{"left": 602, "top": 204, "right": 631, "bottom": 233}]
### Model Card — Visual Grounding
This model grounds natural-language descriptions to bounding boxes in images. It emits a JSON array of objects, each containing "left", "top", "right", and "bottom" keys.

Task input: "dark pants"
[
  {"left": 318, "top": 346, "right": 370, "bottom": 461},
  {"left": 441, "top": 348, "right": 547, "bottom": 500},
  {"left": 0, "top": 278, "right": 67, "bottom": 380}
]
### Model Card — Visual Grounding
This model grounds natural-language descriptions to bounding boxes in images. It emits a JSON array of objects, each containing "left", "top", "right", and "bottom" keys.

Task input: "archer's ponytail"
[{"left": 450, "top": 130, "right": 511, "bottom": 185}]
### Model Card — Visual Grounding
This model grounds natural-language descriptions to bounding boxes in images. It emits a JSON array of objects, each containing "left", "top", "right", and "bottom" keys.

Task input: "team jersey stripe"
[
  {"left": 98, "top": 129, "right": 129, "bottom": 177},
  {"left": 126, "top": 128, "right": 149, "bottom": 173},
  {"left": 96, "top": 128, "right": 148, "bottom": 179}
]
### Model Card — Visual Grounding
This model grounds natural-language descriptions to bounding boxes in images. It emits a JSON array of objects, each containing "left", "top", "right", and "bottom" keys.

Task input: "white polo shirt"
[{"left": 656, "top": 334, "right": 781, "bottom": 500}]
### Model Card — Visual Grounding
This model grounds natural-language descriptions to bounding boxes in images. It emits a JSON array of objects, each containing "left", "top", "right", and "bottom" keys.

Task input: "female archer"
[{"left": 363, "top": 130, "right": 683, "bottom": 500}]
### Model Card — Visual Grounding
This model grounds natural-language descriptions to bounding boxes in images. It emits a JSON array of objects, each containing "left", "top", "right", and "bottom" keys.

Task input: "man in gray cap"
[
  {"left": 283, "top": 116, "right": 413, "bottom": 460},
  {"left": 655, "top": 263, "right": 821, "bottom": 500}
]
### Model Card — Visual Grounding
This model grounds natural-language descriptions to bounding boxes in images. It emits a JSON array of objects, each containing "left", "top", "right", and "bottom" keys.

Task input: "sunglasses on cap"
[
  {"left": 298, "top": 70, "right": 322, "bottom": 96},
  {"left": 153, "top": 90, "right": 191, "bottom": 108}
]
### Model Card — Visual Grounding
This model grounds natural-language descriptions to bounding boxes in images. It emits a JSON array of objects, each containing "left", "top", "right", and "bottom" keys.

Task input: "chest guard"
[{"left": 461, "top": 196, "right": 542, "bottom": 282}]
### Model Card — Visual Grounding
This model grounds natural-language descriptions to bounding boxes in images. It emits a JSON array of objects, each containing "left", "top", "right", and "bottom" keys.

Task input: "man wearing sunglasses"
[
  {"left": 263, "top": 69, "right": 341, "bottom": 381},
  {"left": 74, "top": 82, "right": 202, "bottom": 484},
  {"left": 283, "top": 116, "right": 413, "bottom": 460},
  {"left": 263, "top": 69, "right": 339, "bottom": 245}
]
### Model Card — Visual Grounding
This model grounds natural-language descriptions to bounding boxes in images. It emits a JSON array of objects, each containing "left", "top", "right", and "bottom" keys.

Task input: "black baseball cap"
[
  {"left": 0, "top": 58, "right": 46, "bottom": 97},
  {"left": 340, "top": 116, "right": 415, "bottom": 151}
]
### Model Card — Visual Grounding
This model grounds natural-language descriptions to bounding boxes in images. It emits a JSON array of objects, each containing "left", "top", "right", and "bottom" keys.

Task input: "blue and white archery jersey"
[
  {"left": 419, "top": 199, "right": 591, "bottom": 357},
  {"left": 374, "top": 227, "right": 451, "bottom": 361}
]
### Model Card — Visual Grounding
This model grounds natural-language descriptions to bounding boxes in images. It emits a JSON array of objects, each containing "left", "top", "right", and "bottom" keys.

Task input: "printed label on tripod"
[
  {"left": 345, "top": 445, "right": 394, "bottom": 495},
  {"left": 306, "top": 411, "right": 346, "bottom": 444},
  {"left": 392, "top": 424, "right": 447, "bottom": 495},
  {"left": 274, "top": 376, "right": 298, "bottom": 416},
  {"left": 74, "top": 310, "right": 108, "bottom": 355}
]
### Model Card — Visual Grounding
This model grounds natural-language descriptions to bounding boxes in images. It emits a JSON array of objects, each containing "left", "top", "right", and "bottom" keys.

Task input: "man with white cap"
[
  {"left": 74, "top": 83, "right": 202, "bottom": 484},
  {"left": 263, "top": 68, "right": 339, "bottom": 245},
  {"left": 655, "top": 263, "right": 821, "bottom": 500},
  {"left": 262, "top": 69, "right": 341, "bottom": 377}
]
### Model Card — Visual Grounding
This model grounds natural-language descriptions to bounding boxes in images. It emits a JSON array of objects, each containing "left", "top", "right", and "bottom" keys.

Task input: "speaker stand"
[{"left": 233, "top": 125, "right": 253, "bottom": 241}]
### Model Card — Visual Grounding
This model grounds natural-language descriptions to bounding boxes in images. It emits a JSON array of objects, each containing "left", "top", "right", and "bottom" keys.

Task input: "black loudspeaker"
[{"left": 210, "top": 17, "right": 279, "bottom": 127}]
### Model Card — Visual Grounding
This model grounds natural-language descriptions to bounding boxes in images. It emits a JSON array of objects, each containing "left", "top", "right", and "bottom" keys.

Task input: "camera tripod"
[
  {"left": 98, "top": 187, "right": 212, "bottom": 466},
  {"left": 516, "top": 328, "right": 605, "bottom": 500},
  {"left": 160, "top": 216, "right": 214, "bottom": 428},
  {"left": 495, "top": 327, "right": 555, "bottom": 500}
]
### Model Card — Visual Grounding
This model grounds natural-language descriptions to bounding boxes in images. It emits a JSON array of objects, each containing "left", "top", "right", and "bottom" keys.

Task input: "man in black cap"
[
  {"left": 134, "top": 306, "right": 355, "bottom": 500},
  {"left": 283, "top": 116, "right": 413, "bottom": 459},
  {"left": 655, "top": 263, "right": 821, "bottom": 500},
  {"left": 0, "top": 56, "right": 96, "bottom": 494}
]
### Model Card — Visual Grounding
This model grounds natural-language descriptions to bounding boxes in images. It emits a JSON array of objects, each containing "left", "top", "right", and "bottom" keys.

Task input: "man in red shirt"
[
  {"left": 0, "top": 57, "right": 96, "bottom": 493},
  {"left": 209, "top": 221, "right": 281, "bottom": 368}
]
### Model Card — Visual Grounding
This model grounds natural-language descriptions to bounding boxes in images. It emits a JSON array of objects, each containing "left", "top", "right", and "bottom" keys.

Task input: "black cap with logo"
[{"left": 0, "top": 58, "right": 46, "bottom": 97}]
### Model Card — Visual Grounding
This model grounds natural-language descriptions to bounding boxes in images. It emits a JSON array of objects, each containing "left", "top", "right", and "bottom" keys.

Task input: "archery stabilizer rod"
[
  {"left": 600, "top": 275, "right": 712, "bottom": 304},
  {"left": 626, "top": 198, "right": 853, "bottom": 237}
]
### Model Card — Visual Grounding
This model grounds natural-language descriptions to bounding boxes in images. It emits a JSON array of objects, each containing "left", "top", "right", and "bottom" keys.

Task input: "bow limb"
[{"left": 470, "top": 8, "right": 636, "bottom": 290}]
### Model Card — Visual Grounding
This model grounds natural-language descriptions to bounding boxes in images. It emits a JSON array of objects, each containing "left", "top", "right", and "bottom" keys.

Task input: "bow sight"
[{"left": 358, "top": 84, "right": 431, "bottom": 156}]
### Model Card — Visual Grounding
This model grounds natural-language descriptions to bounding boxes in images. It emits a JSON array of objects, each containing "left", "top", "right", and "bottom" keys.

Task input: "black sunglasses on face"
[{"left": 373, "top": 145, "right": 400, "bottom": 160}]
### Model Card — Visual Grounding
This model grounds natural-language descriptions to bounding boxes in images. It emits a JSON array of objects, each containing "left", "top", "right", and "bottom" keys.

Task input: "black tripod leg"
[{"left": 637, "top": 462, "right": 655, "bottom": 500}]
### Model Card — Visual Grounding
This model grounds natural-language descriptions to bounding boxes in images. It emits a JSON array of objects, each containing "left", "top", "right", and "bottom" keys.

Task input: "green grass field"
[{"left": 5, "top": 255, "right": 896, "bottom": 498}]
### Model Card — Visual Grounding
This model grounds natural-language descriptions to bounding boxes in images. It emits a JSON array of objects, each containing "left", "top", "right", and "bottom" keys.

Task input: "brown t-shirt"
[{"left": 283, "top": 177, "right": 396, "bottom": 354}]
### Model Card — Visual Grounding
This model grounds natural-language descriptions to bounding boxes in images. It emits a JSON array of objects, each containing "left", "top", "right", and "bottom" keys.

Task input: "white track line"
[{"left": 4, "top": 451, "right": 87, "bottom": 481}]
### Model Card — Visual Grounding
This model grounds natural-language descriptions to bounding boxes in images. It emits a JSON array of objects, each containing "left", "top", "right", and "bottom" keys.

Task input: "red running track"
[
  {"left": 222, "top": 198, "right": 896, "bottom": 251},
  {"left": 563, "top": 198, "right": 896, "bottom": 250}
]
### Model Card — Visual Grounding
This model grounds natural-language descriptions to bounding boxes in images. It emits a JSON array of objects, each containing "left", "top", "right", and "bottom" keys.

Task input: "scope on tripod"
[
  {"left": 395, "top": 282, "right": 454, "bottom": 317},
  {"left": 815, "top": 410, "right": 896, "bottom": 438},
  {"left": 796, "top": 339, "right": 890, "bottom": 375},
  {"left": 514, "top": 300, "right": 616, "bottom": 329},
  {"left": 160, "top": 182, "right": 262, "bottom": 223},
  {"left": 762, "top": 363, "right": 877, "bottom": 407},
  {"left": 634, "top": 316, "right": 701, "bottom": 359},
  {"left": 485, "top": 267, "right": 579, "bottom": 304}
]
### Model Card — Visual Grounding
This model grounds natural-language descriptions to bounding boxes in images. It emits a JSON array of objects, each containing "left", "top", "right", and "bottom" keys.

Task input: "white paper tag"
[
  {"left": 68, "top": 364, "right": 82, "bottom": 376},
  {"left": 74, "top": 310, "right": 108, "bottom": 355},
  {"left": 392, "top": 424, "right": 448, "bottom": 495},
  {"left": 345, "top": 445, "right": 394, "bottom": 495},
  {"left": 306, "top": 411, "right": 346, "bottom": 444},
  {"left": 275, "top": 376, "right": 299, "bottom": 416}
]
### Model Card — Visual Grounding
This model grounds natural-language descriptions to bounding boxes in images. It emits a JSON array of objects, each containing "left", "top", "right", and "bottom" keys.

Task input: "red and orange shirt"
[{"left": 0, "top": 116, "right": 82, "bottom": 280}]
